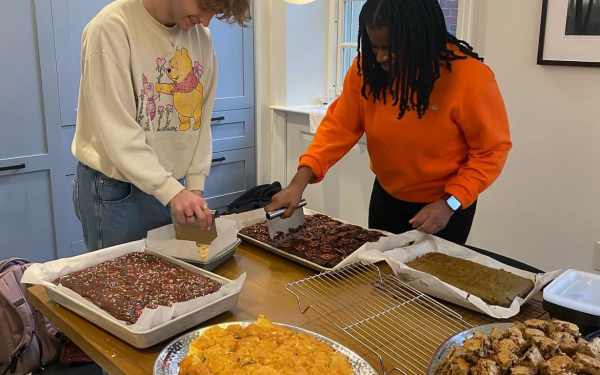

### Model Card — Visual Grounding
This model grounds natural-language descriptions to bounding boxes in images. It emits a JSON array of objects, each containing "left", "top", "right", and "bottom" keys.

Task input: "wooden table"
[{"left": 28, "top": 242, "right": 544, "bottom": 375}]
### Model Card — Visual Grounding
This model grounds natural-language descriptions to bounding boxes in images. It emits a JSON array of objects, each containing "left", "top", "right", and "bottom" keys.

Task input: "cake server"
[
  {"left": 171, "top": 210, "right": 219, "bottom": 245},
  {"left": 266, "top": 199, "right": 307, "bottom": 239}
]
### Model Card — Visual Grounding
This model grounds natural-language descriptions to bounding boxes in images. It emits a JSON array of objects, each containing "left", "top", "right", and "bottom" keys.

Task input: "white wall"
[
  {"left": 467, "top": 0, "right": 600, "bottom": 273},
  {"left": 285, "top": 2, "right": 330, "bottom": 106},
  {"left": 255, "top": 0, "right": 331, "bottom": 185}
]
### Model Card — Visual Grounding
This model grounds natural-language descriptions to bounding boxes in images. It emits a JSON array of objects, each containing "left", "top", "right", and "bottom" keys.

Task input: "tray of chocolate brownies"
[
  {"left": 235, "top": 208, "right": 389, "bottom": 272},
  {"left": 21, "top": 240, "right": 245, "bottom": 348}
]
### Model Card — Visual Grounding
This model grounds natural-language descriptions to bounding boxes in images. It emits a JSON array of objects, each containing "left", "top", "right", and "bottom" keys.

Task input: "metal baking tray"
[
  {"left": 427, "top": 323, "right": 512, "bottom": 375},
  {"left": 44, "top": 248, "right": 241, "bottom": 349},
  {"left": 238, "top": 209, "right": 389, "bottom": 273},
  {"left": 154, "top": 321, "right": 378, "bottom": 375},
  {"left": 238, "top": 233, "right": 333, "bottom": 272},
  {"left": 176, "top": 238, "right": 241, "bottom": 271}
]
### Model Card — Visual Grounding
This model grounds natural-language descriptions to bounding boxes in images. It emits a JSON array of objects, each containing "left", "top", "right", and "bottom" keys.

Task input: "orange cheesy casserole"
[{"left": 178, "top": 315, "right": 354, "bottom": 375}]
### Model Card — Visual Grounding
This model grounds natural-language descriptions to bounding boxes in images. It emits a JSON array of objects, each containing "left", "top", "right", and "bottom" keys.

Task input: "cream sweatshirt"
[{"left": 72, "top": 0, "right": 217, "bottom": 205}]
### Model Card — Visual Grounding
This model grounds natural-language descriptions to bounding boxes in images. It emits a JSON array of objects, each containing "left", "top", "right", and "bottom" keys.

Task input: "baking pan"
[
  {"left": 237, "top": 232, "right": 332, "bottom": 272},
  {"left": 44, "top": 248, "right": 242, "bottom": 349},
  {"left": 238, "top": 209, "right": 389, "bottom": 273},
  {"left": 180, "top": 238, "right": 241, "bottom": 271}
]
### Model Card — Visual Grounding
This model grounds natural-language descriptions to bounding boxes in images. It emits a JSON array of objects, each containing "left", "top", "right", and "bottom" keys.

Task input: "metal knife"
[{"left": 266, "top": 199, "right": 308, "bottom": 239}]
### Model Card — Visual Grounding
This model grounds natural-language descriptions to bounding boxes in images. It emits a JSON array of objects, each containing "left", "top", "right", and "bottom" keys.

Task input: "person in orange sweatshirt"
[{"left": 266, "top": 0, "right": 512, "bottom": 244}]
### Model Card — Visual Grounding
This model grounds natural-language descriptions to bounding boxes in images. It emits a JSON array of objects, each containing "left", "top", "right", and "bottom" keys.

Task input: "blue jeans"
[{"left": 73, "top": 162, "right": 173, "bottom": 251}]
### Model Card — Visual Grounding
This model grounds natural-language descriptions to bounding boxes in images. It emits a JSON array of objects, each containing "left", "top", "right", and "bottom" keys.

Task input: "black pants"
[{"left": 368, "top": 179, "right": 477, "bottom": 244}]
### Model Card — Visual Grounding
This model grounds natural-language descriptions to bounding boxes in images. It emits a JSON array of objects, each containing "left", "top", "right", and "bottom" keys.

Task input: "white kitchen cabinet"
[{"left": 284, "top": 113, "right": 374, "bottom": 228}]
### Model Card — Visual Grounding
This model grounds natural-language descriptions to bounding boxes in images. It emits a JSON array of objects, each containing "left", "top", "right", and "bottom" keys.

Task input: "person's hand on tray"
[
  {"left": 266, "top": 167, "right": 315, "bottom": 218},
  {"left": 409, "top": 199, "right": 454, "bottom": 234}
]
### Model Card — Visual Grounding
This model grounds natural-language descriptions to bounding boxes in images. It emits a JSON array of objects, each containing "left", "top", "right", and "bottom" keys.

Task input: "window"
[
  {"left": 332, "top": 0, "right": 365, "bottom": 96},
  {"left": 332, "top": 0, "right": 460, "bottom": 95}
]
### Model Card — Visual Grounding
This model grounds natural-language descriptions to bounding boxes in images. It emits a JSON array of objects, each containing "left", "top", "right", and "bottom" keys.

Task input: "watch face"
[{"left": 447, "top": 196, "right": 461, "bottom": 211}]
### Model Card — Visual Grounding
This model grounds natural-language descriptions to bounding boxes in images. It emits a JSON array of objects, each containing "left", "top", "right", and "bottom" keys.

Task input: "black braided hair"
[{"left": 356, "top": 0, "right": 483, "bottom": 119}]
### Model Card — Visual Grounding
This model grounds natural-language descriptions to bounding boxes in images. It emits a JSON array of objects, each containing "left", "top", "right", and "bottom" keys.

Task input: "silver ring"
[
  {"left": 202, "top": 204, "right": 209, "bottom": 211},
  {"left": 186, "top": 215, "right": 195, "bottom": 218}
]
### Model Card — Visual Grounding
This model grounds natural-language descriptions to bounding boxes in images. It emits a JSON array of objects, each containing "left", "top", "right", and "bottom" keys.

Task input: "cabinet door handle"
[
  {"left": 211, "top": 116, "right": 225, "bottom": 122},
  {"left": 0, "top": 163, "right": 25, "bottom": 172},
  {"left": 212, "top": 157, "right": 226, "bottom": 163}
]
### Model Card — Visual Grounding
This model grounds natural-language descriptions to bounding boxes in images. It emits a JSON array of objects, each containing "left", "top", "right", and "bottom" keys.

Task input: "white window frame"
[
  {"left": 328, "top": 0, "right": 364, "bottom": 97},
  {"left": 328, "top": 0, "right": 477, "bottom": 96}
]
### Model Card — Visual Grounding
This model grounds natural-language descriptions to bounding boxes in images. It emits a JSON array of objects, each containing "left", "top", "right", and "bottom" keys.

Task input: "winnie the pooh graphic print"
[{"left": 154, "top": 48, "right": 204, "bottom": 131}]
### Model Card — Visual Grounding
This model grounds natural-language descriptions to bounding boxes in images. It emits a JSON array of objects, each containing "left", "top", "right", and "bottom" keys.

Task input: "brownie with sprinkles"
[
  {"left": 56, "top": 252, "right": 222, "bottom": 324},
  {"left": 239, "top": 214, "right": 386, "bottom": 268}
]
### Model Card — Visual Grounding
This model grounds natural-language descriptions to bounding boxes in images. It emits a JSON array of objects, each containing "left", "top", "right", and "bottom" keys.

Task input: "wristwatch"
[{"left": 441, "top": 193, "right": 461, "bottom": 211}]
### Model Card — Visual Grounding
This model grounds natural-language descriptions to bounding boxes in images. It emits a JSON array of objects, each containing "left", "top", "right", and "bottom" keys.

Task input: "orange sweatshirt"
[{"left": 299, "top": 55, "right": 512, "bottom": 208}]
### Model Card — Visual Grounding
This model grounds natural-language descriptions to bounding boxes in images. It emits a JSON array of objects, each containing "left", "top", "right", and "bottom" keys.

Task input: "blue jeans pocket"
[{"left": 97, "top": 175, "right": 132, "bottom": 204}]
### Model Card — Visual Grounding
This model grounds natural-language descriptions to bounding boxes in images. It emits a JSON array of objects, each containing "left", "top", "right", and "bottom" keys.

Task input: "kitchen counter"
[{"left": 28, "top": 241, "right": 546, "bottom": 375}]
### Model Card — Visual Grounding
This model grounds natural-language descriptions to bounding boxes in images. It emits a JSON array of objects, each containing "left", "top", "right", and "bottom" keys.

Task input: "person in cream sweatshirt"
[{"left": 72, "top": 0, "right": 250, "bottom": 251}]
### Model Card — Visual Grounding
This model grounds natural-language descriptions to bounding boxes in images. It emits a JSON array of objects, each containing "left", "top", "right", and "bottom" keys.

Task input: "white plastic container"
[{"left": 543, "top": 269, "right": 600, "bottom": 335}]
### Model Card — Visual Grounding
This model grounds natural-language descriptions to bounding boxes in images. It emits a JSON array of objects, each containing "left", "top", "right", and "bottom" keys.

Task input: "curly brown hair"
[{"left": 201, "top": 0, "right": 252, "bottom": 27}]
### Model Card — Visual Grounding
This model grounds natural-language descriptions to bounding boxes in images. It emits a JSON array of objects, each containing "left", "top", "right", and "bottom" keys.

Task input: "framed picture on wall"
[{"left": 538, "top": 0, "right": 600, "bottom": 67}]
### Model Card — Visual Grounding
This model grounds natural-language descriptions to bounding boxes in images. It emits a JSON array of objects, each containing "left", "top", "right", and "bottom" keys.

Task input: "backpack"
[{"left": 0, "top": 258, "right": 66, "bottom": 374}]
